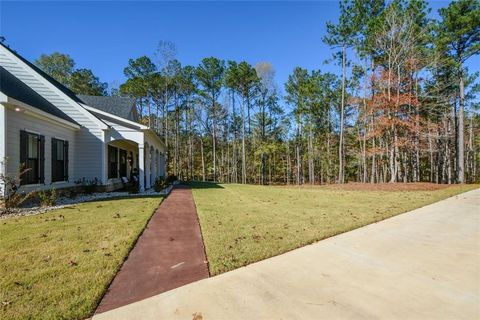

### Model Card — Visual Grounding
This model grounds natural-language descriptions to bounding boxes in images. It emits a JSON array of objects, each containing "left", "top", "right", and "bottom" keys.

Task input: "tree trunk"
[
  {"left": 467, "top": 115, "right": 474, "bottom": 182},
  {"left": 414, "top": 75, "right": 420, "bottom": 182},
  {"left": 370, "top": 59, "right": 376, "bottom": 184},
  {"left": 428, "top": 122, "right": 433, "bottom": 182},
  {"left": 241, "top": 101, "right": 247, "bottom": 184},
  {"left": 286, "top": 141, "right": 291, "bottom": 185},
  {"left": 457, "top": 75, "right": 465, "bottom": 183},
  {"left": 308, "top": 124, "right": 314, "bottom": 184},
  {"left": 212, "top": 122, "right": 216, "bottom": 182},
  {"left": 200, "top": 137, "right": 205, "bottom": 181},
  {"left": 338, "top": 44, "right": 346, "bottom": 184},
  {"left": 296, "top": 123, "right": 301, "bottom": 185}
]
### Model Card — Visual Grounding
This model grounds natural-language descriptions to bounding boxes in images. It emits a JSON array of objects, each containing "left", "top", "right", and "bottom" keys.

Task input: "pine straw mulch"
[{"left": 282, "top": 182, "right": 460, "bottom": 192}]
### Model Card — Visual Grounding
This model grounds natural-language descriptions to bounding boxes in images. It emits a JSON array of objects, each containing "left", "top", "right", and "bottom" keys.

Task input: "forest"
[{"left": 33, "top": 0, "right": 480, "bottom": 185}]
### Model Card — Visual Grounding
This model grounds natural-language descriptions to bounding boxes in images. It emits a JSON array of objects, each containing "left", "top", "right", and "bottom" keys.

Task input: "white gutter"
[
  {"left": 82, "top": 104, "right": 149, "bottom": 130},
  {"left": 0, "top": 93, "right": 7, "bottom": 196}
]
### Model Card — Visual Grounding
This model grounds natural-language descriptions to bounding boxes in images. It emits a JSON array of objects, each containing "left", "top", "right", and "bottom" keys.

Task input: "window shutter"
[
  {"left": 64, "top": 141, "right": 69, "bottom": 181},
  {"left": 19, "top": 130, "right": 28, "bottom": 185},
  {"left": 51, "top": 138, "right": 57, "bottom": 182},
  {"left": 39, "top": 135, "right": 45, "bottom": 184}
]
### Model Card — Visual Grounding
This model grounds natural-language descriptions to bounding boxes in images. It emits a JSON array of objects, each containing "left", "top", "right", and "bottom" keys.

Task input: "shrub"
[
  {"left": 68, "top": 188, "right": 77, "bottom": 199},
  {"left": 127, "top": 184, "right": 140, "bottom": 194},
  {"left": 154, "top": 177, "right": 167, "bottom": 192},
  {"left": 165, "top": 175, "right": 177, "bottom": 184},
  {"left": 74, "top": 177, "right": 100, "bottom": 194},
  {"left": 38, "top": 188, "right": 57, "bottom": 207}
]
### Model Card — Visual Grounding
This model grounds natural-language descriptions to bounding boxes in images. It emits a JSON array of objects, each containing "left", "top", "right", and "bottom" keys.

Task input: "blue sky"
[{"left": 1, "top": 1, "right": 478, "bottom": 94}]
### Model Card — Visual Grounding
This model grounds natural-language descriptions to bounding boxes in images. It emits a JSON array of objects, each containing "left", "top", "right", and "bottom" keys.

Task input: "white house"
[{"left": 0, "top": 43, "right": 166, "bottom": 195}]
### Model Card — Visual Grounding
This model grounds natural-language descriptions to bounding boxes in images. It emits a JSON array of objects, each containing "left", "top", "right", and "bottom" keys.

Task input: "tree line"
[{"left": 33, "top": 0, "right": 479, "bottom": 184}]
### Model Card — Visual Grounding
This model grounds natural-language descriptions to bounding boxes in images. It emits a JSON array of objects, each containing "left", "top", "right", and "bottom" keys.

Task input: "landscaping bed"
[{"left": 0, "top": 185, "right": 173, "bottom": 220}]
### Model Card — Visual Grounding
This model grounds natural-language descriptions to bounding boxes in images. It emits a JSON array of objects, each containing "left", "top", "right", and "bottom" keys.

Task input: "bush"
[
  {"left": 38, "top": 188, "right": 57, "bottom": 207},
  {"left": 154, "top": 177, "right": 167, "bottom": 192},
  {"left": 127, "top": 184, "right": 140, "bottom": 194},
  {"left": 68, "top": 188, "right": 77, "bottom": 199},
  {"left": 74, "top": 177, "right": 100, "bottom": 194},
  {"left": 165, "top": 175, "right": 177, "bottom": 184}
]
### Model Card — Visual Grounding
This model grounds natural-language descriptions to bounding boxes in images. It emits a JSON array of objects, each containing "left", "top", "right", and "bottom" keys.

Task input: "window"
[
  {"left": 119, "top": 149, "right": 127, "bottom": 177},
  {"left": 108, "top": 145, "right": 119, "bottom": 179},
  {"left": 52, "top": 138, "right": 69, "bottom": 182},
  {"left": 20, "top": 130, "right": 45, "bottom": 185}
]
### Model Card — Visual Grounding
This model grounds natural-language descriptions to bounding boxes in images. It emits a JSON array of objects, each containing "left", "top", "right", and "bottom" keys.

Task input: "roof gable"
[
  {"left": 1, "top": 44, "right": 85, "bottom": 104},
  {"left": 0, "top": 43, "right": 108, "bottom": 130}
]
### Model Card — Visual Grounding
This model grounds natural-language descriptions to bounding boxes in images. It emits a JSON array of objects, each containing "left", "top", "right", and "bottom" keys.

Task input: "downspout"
[
  {"left": 100, "top": 129, "right": 109, "bottom": 186},
  {"left": 0, "top": 95, "right": 7, "bottom": 197}
]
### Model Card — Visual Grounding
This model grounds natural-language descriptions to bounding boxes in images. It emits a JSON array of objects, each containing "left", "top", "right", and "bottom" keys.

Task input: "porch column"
[
  {"left": 101, "top": 133, "right": 108, "bottom": 184},
  {"left": 149, "top": 148, "right": 153, "bottom": 186},
  {"left": 145, "top": 147, "right": 151, "bottom": 189},
  {"left": 163, "top": 153, "right": 167, "bottom": 177},
  {"left": 157, "top": 151, "right": 164, "bottom": 176},
  {"left": 152, "top": 150, "right": 158, "bottom": 182},
  {"left": 138, "top": 144, "right": 145, "bottom": 192}
]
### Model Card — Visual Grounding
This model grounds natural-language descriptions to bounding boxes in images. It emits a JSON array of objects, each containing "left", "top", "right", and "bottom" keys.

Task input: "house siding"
[
  {"left": 5, "top": 108, "right": 77, "bottom": 192},
  {"left": 73, "top": 127, "right": 104, "bottom": 182},
  {"left": 0, "top": 49, "right": 106, "bottom": 185}
]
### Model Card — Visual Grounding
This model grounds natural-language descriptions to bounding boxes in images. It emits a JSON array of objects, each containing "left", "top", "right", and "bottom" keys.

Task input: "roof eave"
[
  {"left": 142, "top": 128, "right": 166, "bottom": 149},
  {"left": 4, "top": 97, "right": 81, "bottom": 130}
]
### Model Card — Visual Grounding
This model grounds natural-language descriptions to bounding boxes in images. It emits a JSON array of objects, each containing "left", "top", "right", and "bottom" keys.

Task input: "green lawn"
[
  {"left": 0, "top": 196, "right": 162, "bottom": 320},
  {"left": 191, "top": 182, "right": 478, "bottom": 276}
]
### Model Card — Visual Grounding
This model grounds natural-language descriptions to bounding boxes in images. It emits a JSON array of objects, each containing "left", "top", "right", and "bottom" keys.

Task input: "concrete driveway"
[{"left": 94, "top": 189, "right": 480, "bottom": 320}]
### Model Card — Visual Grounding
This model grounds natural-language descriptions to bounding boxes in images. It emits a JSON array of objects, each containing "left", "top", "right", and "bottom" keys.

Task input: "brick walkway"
[{"left": 95, "top": 185, "right": 209, "bottom": 314}]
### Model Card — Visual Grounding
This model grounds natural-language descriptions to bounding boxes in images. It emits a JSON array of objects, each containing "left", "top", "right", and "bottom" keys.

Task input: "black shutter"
[
  {"left": 64, "top": 141, "right": 69, "bottom": 181},
  {"left": 39, "top": 135, "right": 45, "bottom": 184},
  {"left": 19, "top": 130, "right": 28, "bottom": 185},
  {"left": 51, "top": 138, "right": 57, "bottom": 182}
]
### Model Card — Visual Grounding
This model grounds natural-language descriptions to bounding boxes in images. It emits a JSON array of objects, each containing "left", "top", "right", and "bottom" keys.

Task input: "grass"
[
  {"left": 0, "top": 196, "right": 162, "bottom": 320},
  {"left": 191, "top": 182, "right": 478, "bottom": 276}
]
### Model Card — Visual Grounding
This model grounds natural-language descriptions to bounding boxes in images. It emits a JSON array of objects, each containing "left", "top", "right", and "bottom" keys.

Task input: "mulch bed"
[
  {"left": 326, "top": 182, "right": 455, "bottom": 192},
  {"left": 281, "top": 182, "right": 454, "bottom": 192}
]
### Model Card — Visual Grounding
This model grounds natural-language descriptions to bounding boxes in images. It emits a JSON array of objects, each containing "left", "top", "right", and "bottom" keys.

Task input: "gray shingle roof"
[
  {"left": 0, "top": 66, "right": 78, "bottom": 125},
  {"left": 78, "top": 95, "right": 137, "bottom": 121}
]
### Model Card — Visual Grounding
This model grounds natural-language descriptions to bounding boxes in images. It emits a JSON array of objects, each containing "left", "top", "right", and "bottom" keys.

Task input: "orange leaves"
[{"left": 357, "top": 67, "right": 427, "bottom": 155}]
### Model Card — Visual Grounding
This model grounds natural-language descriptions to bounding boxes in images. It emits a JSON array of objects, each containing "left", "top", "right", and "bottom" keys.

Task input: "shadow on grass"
[{"left": 187, "top": 181, "right": 225, "bottom": 189}]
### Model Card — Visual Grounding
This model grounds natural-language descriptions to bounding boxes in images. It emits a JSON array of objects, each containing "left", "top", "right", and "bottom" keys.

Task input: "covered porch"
[
  {"left": 82, "top": 102, "right": 167, "bottom": 192},
  {"left": 105, "top": 136, "right": 166, "bottom": 192}
]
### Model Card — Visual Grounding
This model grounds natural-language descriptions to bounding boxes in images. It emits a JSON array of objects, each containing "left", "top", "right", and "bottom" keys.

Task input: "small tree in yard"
[{"left": 0, "top": 164, "right": 32, "bottom": 214}]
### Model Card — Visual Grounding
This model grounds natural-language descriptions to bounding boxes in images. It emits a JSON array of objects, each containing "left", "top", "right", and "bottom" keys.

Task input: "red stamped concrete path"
[{"left": 95, "top": 185, "right": 210, "bottom": 314}]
